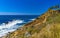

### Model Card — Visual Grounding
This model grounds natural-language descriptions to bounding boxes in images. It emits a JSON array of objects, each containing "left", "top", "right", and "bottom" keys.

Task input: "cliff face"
[{"left": 2, "top": 10, "right": 60, "bottom": 38}]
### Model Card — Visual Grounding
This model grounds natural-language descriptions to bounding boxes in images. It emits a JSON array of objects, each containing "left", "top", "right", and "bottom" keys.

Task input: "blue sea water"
[{"left": 0, "top": 15, "right": 39, "bottom": 37}]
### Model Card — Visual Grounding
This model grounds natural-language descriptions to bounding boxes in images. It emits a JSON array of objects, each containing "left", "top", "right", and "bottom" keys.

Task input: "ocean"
[{"left": 0, "top": 15, "right": 39, "bottom": 37}]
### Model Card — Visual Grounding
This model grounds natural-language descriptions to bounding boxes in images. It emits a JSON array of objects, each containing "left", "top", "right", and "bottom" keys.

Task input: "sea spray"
[{"left": 0, "top": 20, "right": 24, "bottom": 37}]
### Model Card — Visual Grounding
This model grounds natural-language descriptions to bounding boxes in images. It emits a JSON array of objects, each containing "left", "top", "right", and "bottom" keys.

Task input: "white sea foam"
[
  {"left": 0, "top": 20, "right": 24, "bottom": 37},
  {"left": 30, "top": 19, "right": 35, "bottom": 20}
]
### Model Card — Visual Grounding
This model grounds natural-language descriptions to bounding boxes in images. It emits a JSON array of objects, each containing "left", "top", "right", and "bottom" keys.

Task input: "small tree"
[{"left": 48, "top": 5, "right": 60, "bottom": 10}]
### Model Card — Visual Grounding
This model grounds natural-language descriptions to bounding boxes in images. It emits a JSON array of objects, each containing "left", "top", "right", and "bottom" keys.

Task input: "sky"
[{"left": 0, "top": 0, "right": 60, "bottom": 15}]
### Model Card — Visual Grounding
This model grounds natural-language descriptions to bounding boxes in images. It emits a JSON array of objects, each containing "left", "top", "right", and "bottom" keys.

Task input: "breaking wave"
[{"left": 0, "top": 20, "right": 24, "bottom": 37}]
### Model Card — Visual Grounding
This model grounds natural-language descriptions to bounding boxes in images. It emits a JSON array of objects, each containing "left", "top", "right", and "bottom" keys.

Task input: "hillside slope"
[{"left": 2, "top": 9, "right": 60, "bottom": 38}]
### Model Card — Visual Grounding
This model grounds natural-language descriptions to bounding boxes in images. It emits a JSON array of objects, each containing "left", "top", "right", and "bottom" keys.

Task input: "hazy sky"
[{"left": 0, "top": 0, "right": 60, "bottom": 15}]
